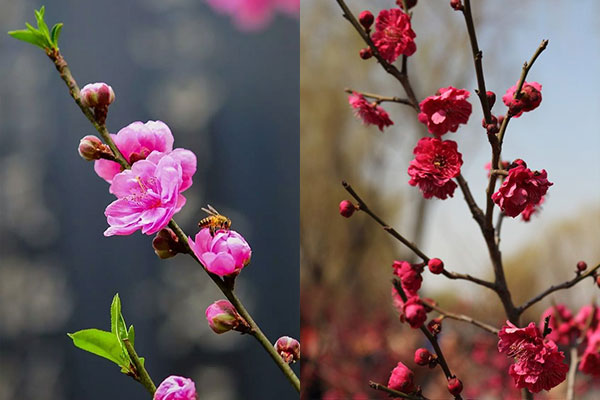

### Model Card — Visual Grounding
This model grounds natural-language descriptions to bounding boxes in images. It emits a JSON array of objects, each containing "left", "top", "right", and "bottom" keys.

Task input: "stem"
[
  {"left": 344, "top": 88, "right": 413, "bottom": 106},
  {"left": 517, "top": 264, "right": 600, "bottom": 314},
  {"left": 369, "top": 381, "right": 428, "bottom": 400},
  {"left": 335, "top": 0, "right": 420, "bottom": 112},
  {"left": 566, "top": 346, "right": 578, "bottom": 400},
  {"left": 420, "top": 299, "right": 499, "bottom": 335},
  {"left": 393, "top": 280, "right": 462, "bottom": 400},
  {"left": 49, "top": 49, "right": 300, "bottom": 392},
  {"left": 123, "top": 338, "right": 156, "bottom": 396},
  {"left": 343, "top": 181, "right": 495, "bottom": 290}
]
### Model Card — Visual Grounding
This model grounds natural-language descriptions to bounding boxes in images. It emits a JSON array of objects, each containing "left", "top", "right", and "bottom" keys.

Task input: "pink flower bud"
[
  {"left": 447, "top": 377, "right": 463, "bottom": 396},
  {"left": 388, "top": 362, "right": 415, "bottom": 393},
  {"left": 339, "top": 200, "right": 358, "bottom": 218},
  {"left": 427, "top": 258, "right": 444, "bottom": 274},
  {"left": 414, "top": 348, "right": 432, "bottom": 366},
  {"left": 274, "top": 336, "right": 301, "bottom": 364},
  {"left": 358, "top": 11, "right": 374, "bottom": 31},
  {"left": 80, "top": 82, "right": 115, "bottom": 108},
  {"left": 576, "top": 261, "right": 587, "bottom": 272},
  {"left": 205, "top": 300, "right": 247, "bottom": 334},
  {"left": 154, "top": 375, "right": 196, "bottom": 400},
  {"left": 359, "top": 48, "right": 373, "bottom": 60},
  {"left": 403, "top": 297, "right": 427, "bottom": 329},
  {"left": 486, "top": 91, "right": 496, "bottom": 108},
  {"left": 152, "top": 228, "right": 185, "bottom": 259},
  {"left": 450, "top": 0, "right": 464, "bottom": 11},
  {"left": 78, "top": 135, "right": 105, "bottom": 161}
]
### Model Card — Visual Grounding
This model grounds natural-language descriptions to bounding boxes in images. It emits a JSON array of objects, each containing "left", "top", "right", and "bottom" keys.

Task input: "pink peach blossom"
[
  {"left": 94, "top": 120, "right": 175, "bottom": 184},
  {"left": 205, "top": 0, "right": 298, "bottom": 31},
  {"left": 154, "top": 375, "right": 196, "bottom": 400},
  {"left": 188, "top": 228, "right": 252, "bottom": 277},
  {"left": 104, "top": 150, "right": 195, "bottom": 236}
]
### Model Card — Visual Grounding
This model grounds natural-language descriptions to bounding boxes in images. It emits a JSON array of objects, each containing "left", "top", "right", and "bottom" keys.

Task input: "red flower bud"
[
  {"left": 339, "top": 200, "right": 358, "bottom": 218},
  {"left": 274, "top": 336, "right": 301, "bottom": 364},
  {"left": 450, "top": 0, "right": 464, "bottom": 11},
  {"left": 388, "top": 362, "right": 415, "bottom": 393},
  {"left": 359, "top": 48, "right": 373, "bottom": 60},
  {"left": 447, "top": 378, "right": 463, "bottom": 395},
  {"left": 427, "top": 258, "right": 444, "bottom": 274},
  {"left": 576, "top": 261, "right": 587, "bottom": 272},
  {"left": 358, "top": 11, "right": 374, "bottom": 31},
  {"left": 486, "top": 91, "right": 496, "bottom": 108},
  {"left": 414, "top": 348, "right": 432, "bottom": 366},
  {"left": 152, "top": 228, "right": 186, "bottom": 259},
  {"left": 78, "top": 135, "right": 105, "bottom": 161}
]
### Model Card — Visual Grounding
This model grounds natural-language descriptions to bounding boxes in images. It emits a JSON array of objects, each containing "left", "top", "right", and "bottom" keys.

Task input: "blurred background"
[
  {"left": 301, "top": 0, "right": 599, "bottom": 399},
  {"left": 0, "top": 1, "right": 298, "bottom": 399}
]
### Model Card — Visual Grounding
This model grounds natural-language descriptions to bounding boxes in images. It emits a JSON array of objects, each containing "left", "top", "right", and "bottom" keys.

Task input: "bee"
[{"left": 198, "top": 204, "right": 231, "bottom": 236}]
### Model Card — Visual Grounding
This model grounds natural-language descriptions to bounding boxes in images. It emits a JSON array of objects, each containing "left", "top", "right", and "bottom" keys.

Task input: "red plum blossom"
[
  {"left": 387, "top": 362, "right": 415, "bottom": 393},
  {"left": 372, "top": 9, "right": 416, "bottom": 63},
  {"left": 418, "top": 87, "right": 472, "bottom": 136},
  {"left": 348, "top": 92, "right": 393, "bottom": 131},
  {"left": 492, "top": 165, "right": 552, "bottom": 218}
]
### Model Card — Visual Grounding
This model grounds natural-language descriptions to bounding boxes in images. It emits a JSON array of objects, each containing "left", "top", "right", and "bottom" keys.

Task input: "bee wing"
[{"left": 201, "top": 205, "right": 217, "bottom": 216}]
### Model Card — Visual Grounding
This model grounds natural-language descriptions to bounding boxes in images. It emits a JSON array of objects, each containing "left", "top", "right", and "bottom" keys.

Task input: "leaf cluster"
[{"left": 8, "top": 6, "right": 63, "bottom": 51}]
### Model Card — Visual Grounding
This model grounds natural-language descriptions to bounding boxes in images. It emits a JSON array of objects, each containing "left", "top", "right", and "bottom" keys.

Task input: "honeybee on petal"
[{"left": 198, "top": 204, "right": 231, "bottom": 236}]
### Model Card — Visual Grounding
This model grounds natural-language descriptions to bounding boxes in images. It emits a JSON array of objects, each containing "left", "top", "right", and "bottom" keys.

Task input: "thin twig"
[
  {"left": 566, "top": 346, "right": 578, "bottom": 400},
  {"left": 494, "top": 213, "right": 505, "bottom": 246},
  {"left": 344, "top": 88, "right": 413, "bottom": 106},
  {"left": 49, "top": 49, "right": 300, "bottom": 393},
  {"left": 369, "top": 381, "right": 428, "bottom": 400},
  {"left": 343, "top": 181, "right": 495, "bottom": 290},
  {"left": 517, "top": 264, "right": 600, "bottom": 314},
  {"left": 335, "top": 0, "right": 420, "bottom": 112},
  {"left": 420, "top": 299, "right": 499, "bottom": 335},
  {"left": 393, "top": 280, "right": 462, "bottom": 400},
  {"left": 123, "top": 338, "right": 156, "bottom": 396}
]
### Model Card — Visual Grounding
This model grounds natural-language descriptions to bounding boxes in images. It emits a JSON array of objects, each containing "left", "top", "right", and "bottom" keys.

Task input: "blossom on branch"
[
  {"left": 348, "top": 92, "right": 393, "bottom": 131},
  {"left": 498, "top": 321, "right": 568, "bottom": 393},
  {"left": 371, "top": 9, "right": 416, "bottom": 63},
  {"left": 408, "top": 137, "right": 463, "bottom": 200},
  {"left": 579, "top": 330, "right": 600, "bottom": 377},
  {"left": 418, "top": 87, "right": 472, "bottom": 136},
  {"left": 154, "top": 375, "right": 197, "bottom": 400},
  {"left": 387, "top": 361, "right": 416, "bottom": 393},
  {"left": 393, "top": 260, "right": 423, "bottom": 296},
  {"left": 104, "top": 150, "right": 196, "bottom": 236},
  {"left": 502, "top": 81, "right": 542, "bottom": 118},
  {"left": 491, "top": 164, "right": 552, "bottom": 218},
  {"left": 189, "top": 228, "right": 252, "bottom": 277},
  {"left": 539, "top": 304, "right": 579, "bottom": 345}
]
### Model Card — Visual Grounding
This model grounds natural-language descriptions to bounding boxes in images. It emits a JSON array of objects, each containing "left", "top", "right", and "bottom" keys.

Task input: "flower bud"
[
  {"left": 427, "top": 258, "right": 444, "bottom": 274},
  {"left": 396, "top": 0, "right": 418, "bottom": 9},
  {"left": 450, "top": 0, "right": 464, "bottom": 11},
  {"left": 486, "top": 91, "right": 496, "bottom": 108},
  {"left": 403, "top": 297, "right": 427, "bottom": 329},
  {"left": 339, "top": 200, "right": 358, "bottom": 218},
  {"left": 576, "top": 261, "right": 587, "bottom": 272},
  {"left": 388, "top": 362, "right": 415, "bottom": 393},
  {"left": 78, "top": 135, "right": 105, "bottom": 161},
  {"left": 274, "top": 336, "right": 301, "bottom": 364},
  {"left": 414, "top": 348, "right": 432, "bottom": 366},
  {"left": 205, "top": 300, "right": 247, "bottom": 334},
  {"left": 359, "top": 48, "right": 373, "bottom": 60},
  {"left": 427, "top": 317, "right": 443, "bottom": 335},
  {"left": 80, "top": 82, "right": 115, "bottom": 108},
  {"left": 358, "top": 11, "right": 374, "bottom": 31},
  {"left": 152, "top": 228, "right": 185, "bottom": 259},
  {"left": 447, "top": 377, "right": 463, "bottom": 396},
  {"left": 507, "top": 98, "right": 524, "bottom": 117},
  {"left": 154, "top": 376, "right": 196, "bottom": 400}
]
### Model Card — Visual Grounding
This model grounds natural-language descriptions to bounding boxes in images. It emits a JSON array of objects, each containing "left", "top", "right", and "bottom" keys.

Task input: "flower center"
[
  {"left": 384, "top": 26, "right": 403, "bottom": 40},
  {"left": 433, "top": 155, "right": 446, "bottom": 169}
]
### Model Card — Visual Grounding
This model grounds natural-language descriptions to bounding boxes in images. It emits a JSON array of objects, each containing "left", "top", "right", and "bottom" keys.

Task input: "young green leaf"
[
  {"left": 7, "top": 30, "right": 47, "bottom": 49},
  {"left": 110, "top": 293, "right": 128, "bottom": 341},
  {"left": 34, "top": 6, "right": 51, "bottom": 40},
  {"left": 50, "top": 23, "right": 63, "bottom": 47},
  {"left": 128, "top": 325, "right": 135, "bottom": 347},
  {"left": 68, "top": 329, "right": 129, "bottom": 368}
]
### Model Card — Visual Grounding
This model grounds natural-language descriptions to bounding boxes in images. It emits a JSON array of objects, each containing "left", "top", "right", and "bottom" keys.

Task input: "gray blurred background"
[{"left": 0, "top": 1, "right": 298, "bottom": 399}]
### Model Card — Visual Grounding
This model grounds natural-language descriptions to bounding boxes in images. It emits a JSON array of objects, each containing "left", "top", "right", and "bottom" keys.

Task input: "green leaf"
[
  {"left": 68, "top": 329, "right": 129, "bottom": 367},
  {"left": 50, "top": 23, "right": 63, "bottom": 47},
  {"left": 110, "top": 293, "right": 128, "bottom": 341},
  {"left": 7, "top": 29, "right": 47, "bottom": 49},
  {"left": 127, "top": 325, "right": 135, "bottom": 347},
  {"left": 34, "top": 7, "right": 51, "bottom": 40}
]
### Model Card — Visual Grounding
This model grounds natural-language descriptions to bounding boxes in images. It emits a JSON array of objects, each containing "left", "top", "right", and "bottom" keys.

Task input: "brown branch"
[
  {"left": 369, "top": 381, "right": 428, "bottom": 400},
  {"left": 343, "top": 181, "right": 495, "bottom": 290},
  {"left": 335, "top": 0, "right": 420, "bottom": 112},
  {"left": 517, "top": 264, "right": 600, "bottom": 314},
  {"left": 344, "top": 88, "right": 413, "bottom": 107},
  {"left": 420, "top": 299, "right": 499, "bottom": 335},
  {"left": 393, "top": 280, "right": 462, "bottom": 400},
  {"left": 456, "top": 174, "right": 485, "bottom": 226}
]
